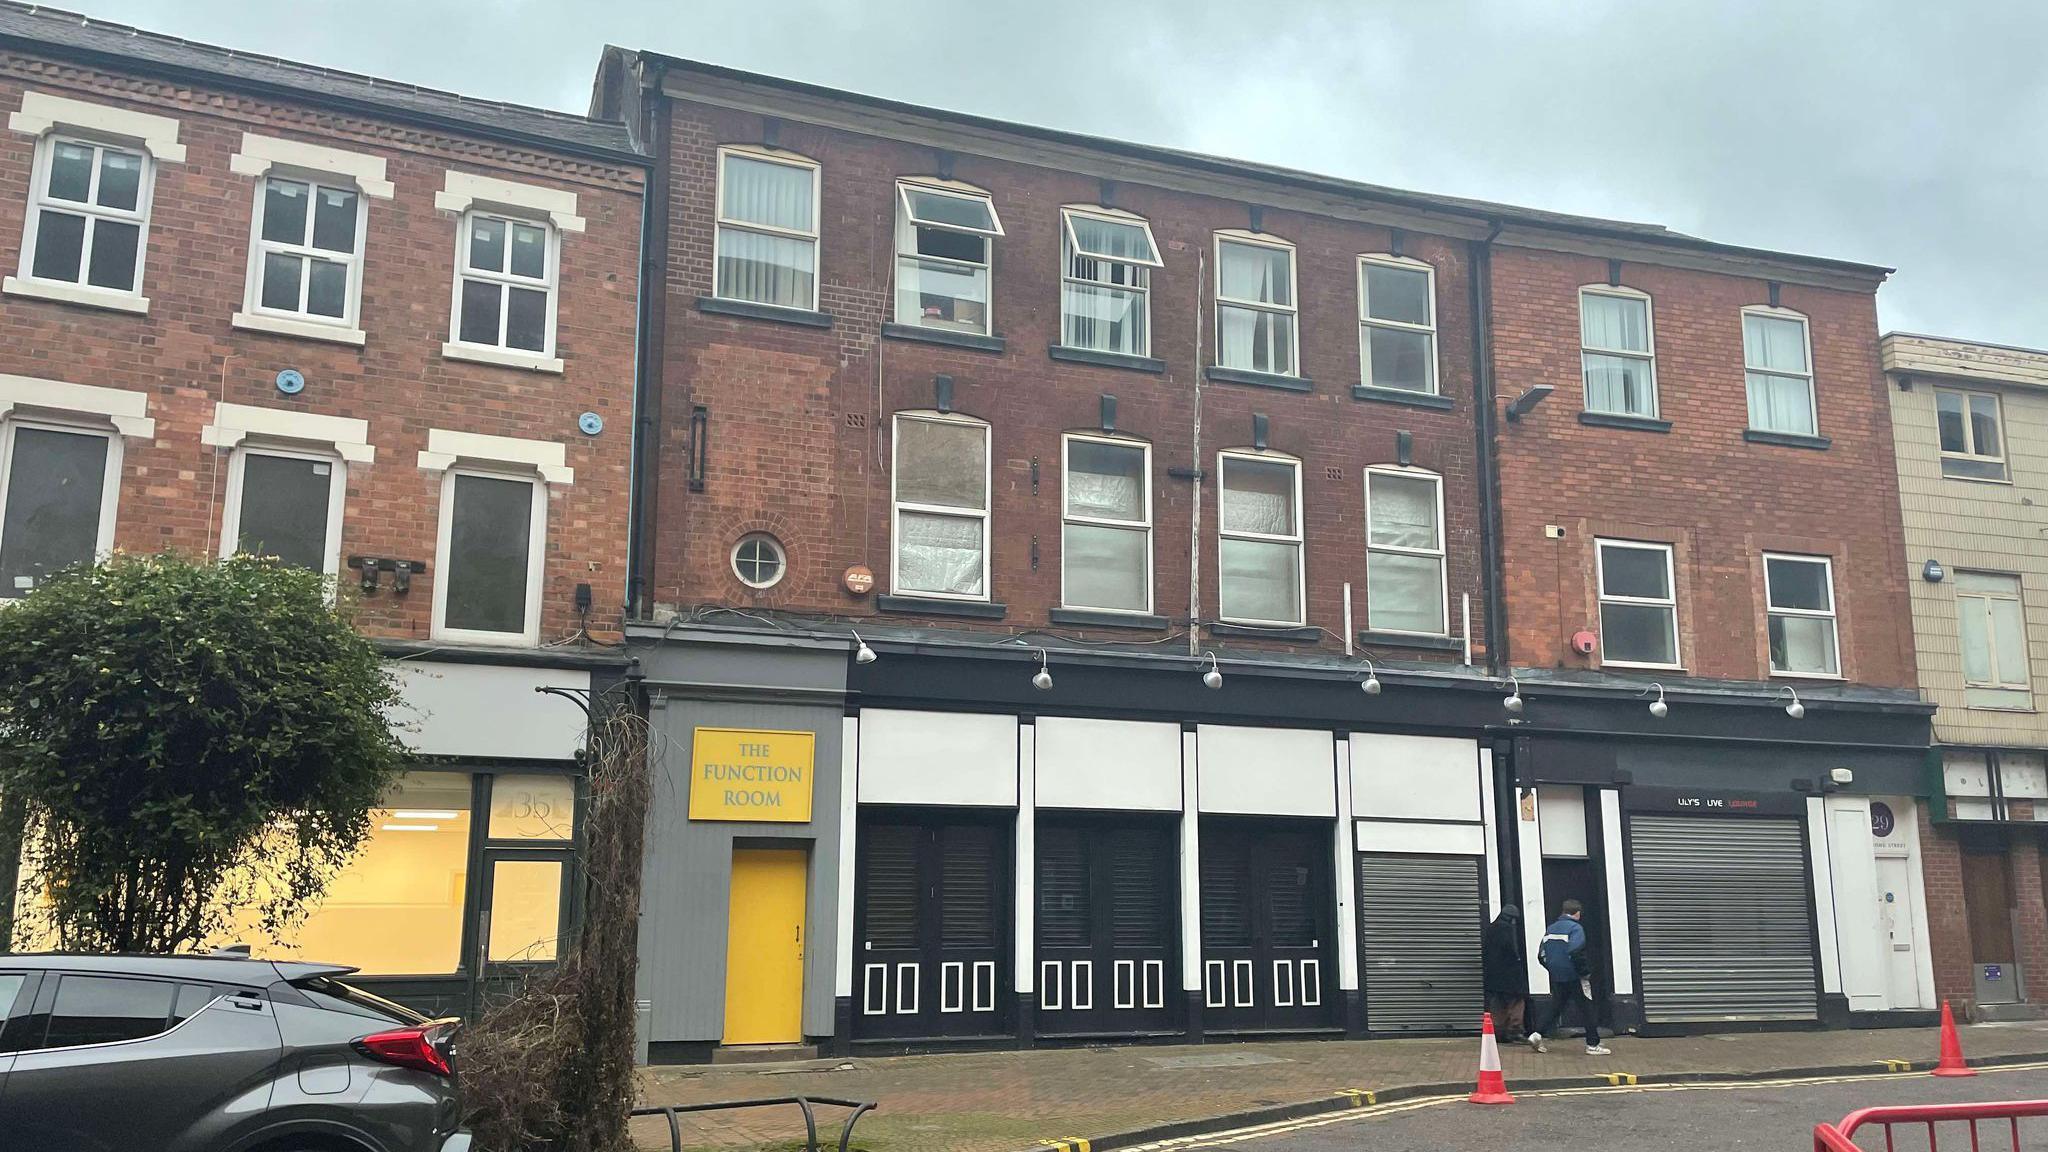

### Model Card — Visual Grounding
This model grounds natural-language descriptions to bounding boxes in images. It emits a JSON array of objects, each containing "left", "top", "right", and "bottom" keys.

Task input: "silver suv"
[{"left": 0, "top": 951, "right": 469, "bottom": 1152}]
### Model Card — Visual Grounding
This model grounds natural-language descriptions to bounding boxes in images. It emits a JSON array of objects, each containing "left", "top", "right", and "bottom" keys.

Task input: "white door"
[
  {"left": 1826, "top": 800, "right": 1887, "bottom": 1012},
  {"left": 1875, "top": 855, "right": 1923, "bottom": 1010}
]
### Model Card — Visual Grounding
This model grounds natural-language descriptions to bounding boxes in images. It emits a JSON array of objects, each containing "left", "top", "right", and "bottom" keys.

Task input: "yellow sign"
[{"left": 689, "top": 727, "right": 816, "bottom": 823}]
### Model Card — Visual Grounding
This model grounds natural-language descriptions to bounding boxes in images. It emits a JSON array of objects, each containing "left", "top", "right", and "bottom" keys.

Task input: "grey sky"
[{"left": 69, "top": 0, "right": 2048, "bottom": 345}]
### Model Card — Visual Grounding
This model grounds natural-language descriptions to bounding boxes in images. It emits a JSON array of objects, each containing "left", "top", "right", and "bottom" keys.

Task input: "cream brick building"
[{"left": 1884, "top": 332, "right": 2048, "bottom": 1017}]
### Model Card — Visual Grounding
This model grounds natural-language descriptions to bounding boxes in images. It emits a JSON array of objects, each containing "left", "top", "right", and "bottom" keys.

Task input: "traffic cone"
[
  {"left": 1468, "top": 1011, "right": 1516, "bottom": 1104},
  {"left": 1931, "top": 1000, "right": 1976, "bottom": 1078}
]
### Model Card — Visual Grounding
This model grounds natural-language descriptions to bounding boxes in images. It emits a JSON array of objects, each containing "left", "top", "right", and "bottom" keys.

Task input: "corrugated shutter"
[
  {"left": 941, "top": 824, "right": 998, "bottom": 949},
  {"left": 1630, "top": 815, "right": 1816, "bottom": 1022},
  {"left": 1038, "top": 826, "right": 1090, "bottom": 948},
  {"left": 1109, "top": 827, "right": 1170, "bottom": 949},
  {"left": 863, "top": 824, "right": 920, "bottom": 950},
  {"left": 1201, "top": 836, "right": 1251, "bottom": 948},
  {"left": 1358, "top": 854, "right": 1485, "bottom": 1032}
]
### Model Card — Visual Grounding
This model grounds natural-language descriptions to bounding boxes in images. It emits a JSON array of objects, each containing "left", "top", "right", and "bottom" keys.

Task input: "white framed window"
[
  {"left": 1743, "top": 308, "right": 1816, "bottom": 437},
  {"left": 242, "top": 175, "right": 366, "bottom": 333},
  {"left": 1956, "top": 571, "right": 2031, "bottom": 709},
  {"left": 1596, "top": 539, "right": 1679, "bottom": 668},
  {"left": 1215, "top": 233, "right": 1297, "bottom": 376},
  {"left": 449, "top": 210, "right": 556, "bottom": 358},
  {"left": 219, "top": 445, "right": 346, "bottom": 581},
  {"left": 1580, "top": 287, "right": 1657, "bottom": 418},
  {"left": 894, "top": 180, "right": 1002, "bottom": 336},
  {"left": 1936, "top": 387, "right": 2008, "bottom": 482},
  {"left": 1061, "top": 434, "right": 1151, "bottom": 614},
  {"left": 1217, "top": 451, "right": 1303, "bottom": 626},
  {"left": 715, "top": 147, "right": 819, "bottom": 311},
  {"left": 1060, "top": 207, "right": 1161, "bottom": 357},
  {"left": 432, "top": 468, "right": 547, "bottom": 646},
  {"left": 731, "top": 533, "right": 787, "bottom": 589},
  {"left": 1763, "top": 553, "right": 1839, "bottom": 678},
  {"left": 891, "top": 413, "right": 990, "bottom": 601},
  {"left": 0, "top": 417, "right": 122, "bottom": 598},
  {"left": 20, "top": 135, "right": 151, "bottom": 303},
  {"left": 1364, "top": 467, "right": 1446, "bottom": 635},
  {"left": 1358, "top": 256, "right": 1438, "bottom": 394}
]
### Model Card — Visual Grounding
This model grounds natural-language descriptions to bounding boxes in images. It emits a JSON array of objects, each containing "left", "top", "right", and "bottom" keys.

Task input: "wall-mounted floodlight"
[{"left": 1504, "top": 384, "right": 1555, "bottom": 422}]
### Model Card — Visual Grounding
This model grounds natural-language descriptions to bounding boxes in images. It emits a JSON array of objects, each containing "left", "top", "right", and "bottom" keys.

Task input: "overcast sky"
[{"left": 70, "top": 0, "right": 2048, "bottom": 346}]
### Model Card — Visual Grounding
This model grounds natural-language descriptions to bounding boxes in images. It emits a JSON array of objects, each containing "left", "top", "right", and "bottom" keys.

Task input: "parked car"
[{"left": 0, "top": 950, "right": 468, "bottom": 1151}]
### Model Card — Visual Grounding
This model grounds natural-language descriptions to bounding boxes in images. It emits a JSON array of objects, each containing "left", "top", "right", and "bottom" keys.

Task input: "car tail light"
[{"left": 353, "top": 1023, "right": 455, "bottom": 1077}]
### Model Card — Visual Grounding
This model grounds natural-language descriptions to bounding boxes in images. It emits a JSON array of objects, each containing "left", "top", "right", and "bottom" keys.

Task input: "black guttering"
[
  {"left": 0, "top": 6, "right": 644, "bottom": 166},
  {"left": 627, "top": 55, "right": 672, "bottom": 618},
  {"left": 1471, "top": 220, "right": 1505, "bottom": 674},
  {"left": 375, "top": 638, "right": 629, "bottom": 672},
  {"left": 630, "top": 51, "right": 1890, "bottom": 283}
]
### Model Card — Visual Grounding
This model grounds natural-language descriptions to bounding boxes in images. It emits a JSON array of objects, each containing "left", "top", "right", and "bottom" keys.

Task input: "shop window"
[
  {"left": 1764, "top": 553, "right": 1840, "bottom": 677},
  {"left": 1581, "top": 287, "right": 1657, "bottom": 418},
  {"left": 894, "top": 181, "right": 1002, "bottom": 335},
  {"left": 1597, "top": 539, "right": 1679, "bottom": 668},
  {"left": 1061, "top": 435, "right": 1151, "bottom": 614},
  {"left": 1215, "top": 234, "right": 1297, "bottom": 376},
  {"left": 890, "top": 413, "right": 990, "bottom": 600},
  {"left": 486, "top": 858, "right": 564, "bottom": 963},
  {"left": 0, "top": 420, "right": 119, "bottom": 598},
  {"left": 1217, "top": 451, "right": 1303, "bottom": 626},
  {"left": 1060, "top": 208, "right": 1160, "bottom": 357},
  {"left": 1364, "top": 467, "right": 1446, "bottom": 635},
  {"left": 487, "top": 774, "right": 575, "bottom": 841}
]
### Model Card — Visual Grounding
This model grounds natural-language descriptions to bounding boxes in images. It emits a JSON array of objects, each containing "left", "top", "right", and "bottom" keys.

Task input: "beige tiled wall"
[{"left": 1890, "top": 372, "right": 2048, "bottom": 745}]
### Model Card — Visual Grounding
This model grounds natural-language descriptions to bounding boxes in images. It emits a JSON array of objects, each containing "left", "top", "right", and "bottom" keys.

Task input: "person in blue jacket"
[{"left": 1527, "top": 899, "right": 1611, "bottom": 1055}]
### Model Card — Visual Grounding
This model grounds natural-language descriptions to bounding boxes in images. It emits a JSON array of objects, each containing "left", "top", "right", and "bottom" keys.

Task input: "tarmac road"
[{"left": 1137, "top": 1063, "right": 2048, "bottom": 1152}]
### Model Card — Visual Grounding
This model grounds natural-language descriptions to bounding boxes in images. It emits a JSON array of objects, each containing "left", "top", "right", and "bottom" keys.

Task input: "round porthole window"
[{"left": 731, "top": 533, "right": 787, "bottom": 589}]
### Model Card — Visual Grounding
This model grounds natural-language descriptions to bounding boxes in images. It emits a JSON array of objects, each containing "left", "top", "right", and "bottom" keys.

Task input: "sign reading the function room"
[{"left": 688, "top": 727, "right": 816, "bottom": 823}]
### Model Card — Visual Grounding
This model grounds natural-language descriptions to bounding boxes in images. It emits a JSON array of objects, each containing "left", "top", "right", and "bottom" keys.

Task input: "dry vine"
[{"left": 460, "top": 688, "right": 654, "bottom": 1152}]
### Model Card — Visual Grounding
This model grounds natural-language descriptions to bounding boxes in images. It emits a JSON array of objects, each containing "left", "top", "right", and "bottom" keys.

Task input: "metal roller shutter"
[
  {"left": 1630, "top": 815, "right": 1817, "bottom": 1022},
  {"left": 1358, "top": 854, "right": 1485, "bottom": 1032}
]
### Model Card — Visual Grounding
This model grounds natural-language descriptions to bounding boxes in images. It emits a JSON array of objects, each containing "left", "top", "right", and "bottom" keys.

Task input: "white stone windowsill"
[
  {"left": 4, "top": 276, "right": 149, "bottom": 315},
  {"left": 232, "top": 310, "right": 367, "bottom": 347},
  {"left": 440, "top": 341, "right": 563, "bottom": 374}
]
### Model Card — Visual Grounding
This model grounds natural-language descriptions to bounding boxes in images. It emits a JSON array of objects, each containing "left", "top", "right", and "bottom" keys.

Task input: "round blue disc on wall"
[
  {"left": 275, "top": 368, "right": 306, "bottom": 395},
  {"left": 578, "top": 411, "right": 604, "bottom": 436}
]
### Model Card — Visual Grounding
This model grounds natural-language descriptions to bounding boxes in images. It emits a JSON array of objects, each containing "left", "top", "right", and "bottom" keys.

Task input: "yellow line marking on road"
[
  {"left": 1113, "top": 1060, "right": 2048, "bottom": 1151},
  {"left": 1333, "top": 1088, "right": 1377, "bottom": 1106},
  {"left": 1880, "top": 1059, "right": 1912, "bottom": 1072},
  {"left": 1599, "top": 1072, "right": 1638, "bottom": 1085}
]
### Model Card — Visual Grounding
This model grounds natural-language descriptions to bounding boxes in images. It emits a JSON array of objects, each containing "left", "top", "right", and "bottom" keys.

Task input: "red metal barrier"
[{"left": 1813, "top": 1100, "right": 2048, "bottom": 1151}]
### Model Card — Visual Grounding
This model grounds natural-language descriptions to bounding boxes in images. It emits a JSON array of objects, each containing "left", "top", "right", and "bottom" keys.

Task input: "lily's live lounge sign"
[{"left": 688, "top": 727, "right": 816, "bottom": 822}]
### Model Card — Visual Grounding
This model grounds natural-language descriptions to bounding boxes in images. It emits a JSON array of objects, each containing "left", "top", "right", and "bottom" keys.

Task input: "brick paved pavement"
[{"left": 631, "top": 1020, "right": 2048, "bottom": 1152}]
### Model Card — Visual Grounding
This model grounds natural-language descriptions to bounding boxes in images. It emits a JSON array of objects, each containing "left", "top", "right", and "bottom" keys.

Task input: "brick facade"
[
  {"left": 650, "top": 99, "right": 1487, "bottom": 660},
  {"left": 1489, "top": 247, "right": 1916, "bottom": 686},
  {"left": 0, "top": 50, "right": 644, "bottom": 644}
]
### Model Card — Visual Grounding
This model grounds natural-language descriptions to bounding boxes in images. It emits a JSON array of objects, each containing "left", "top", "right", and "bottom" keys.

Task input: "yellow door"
[{"left": 723, "top": 848, "right": 808, "bottom": 1044}]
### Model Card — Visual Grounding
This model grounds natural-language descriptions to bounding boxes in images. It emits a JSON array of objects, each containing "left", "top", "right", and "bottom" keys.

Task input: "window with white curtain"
[
  {"left": 1596, "top": 539, "right": 1679, "bottom": 667},
  {"left": 894, "top": 181, "right": 1002, "bottom": 335},
  {"left": 1744, "top": 309, "right": 1816, "bottom": 437},
  {"left": 1215, "top": 235, "right": 1297, "bottom": 376},
  {"left": 892, "top": 414, "right": 990, "bottom": 600},
  {"left": 1060, "top": 208, "right": 1161, "bottom": 357},
  {"left": 1936, "top": 387, "right": 2008, "bottom": 482},
  {"left": 1956, "top": 571, "right": 2031, "bottom": 708},
  {"left": 1358, "top": 257, "right": 1437, "bottom": 394},
  {"left": 1062, "top": 434, "right": 1151, "bottom": 613},
  {"left": 1364, "top": 468, "right": 1445, "bottom": 635},
  {"left": 22, "top": 135, "right": 151, "bottom": 298},
  {"left": 1217, "top": 452, "right": 1303, "bottom": 625},
  {"left": 1580, "top": 288, "right": 1657, "bottom": 418},
  {"left": 1763, "top": 553, "right": 1839, "bottom": 677},
  {"left": 714, "top": 148, "right": 819, "bottom": 311}
]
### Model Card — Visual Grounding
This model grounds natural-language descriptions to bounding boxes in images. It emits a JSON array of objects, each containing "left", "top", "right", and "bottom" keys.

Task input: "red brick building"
[
  {"left": 0, "top": 5, "right": 644, "bottom": 1012},
  {"left": 599, "top": 52, "right": 1935, "bottom": 1060}
]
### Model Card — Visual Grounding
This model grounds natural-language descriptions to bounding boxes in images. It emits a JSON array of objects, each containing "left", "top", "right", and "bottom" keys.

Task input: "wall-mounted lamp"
[
  {"left": 1201, "top": 652, "right": 1223, "bottom": 690},
  {"left": 1778, "top": 685, "right": 1805, "bottom": 719},
  {"left": 1502, "top": 675, "right": 1523, "bottom": 714},
  {"left": 1922, "top": 558, "right": 1946, "bottom": 583},
  {"left": 1504, "top": 384, "right": 1555, "bottom": 422},
  {"left": 850, "top": 630, "right": 877, "bottom": 665},
  {"left": 1031, "top": 647, "right": 1053, "bottom": 692},
  {"left": 1643, "top": 682, "right": 1669, "bottom": 719},
  {"left": 1360, "top": 657, "right": 1382, "bottom": 696}
]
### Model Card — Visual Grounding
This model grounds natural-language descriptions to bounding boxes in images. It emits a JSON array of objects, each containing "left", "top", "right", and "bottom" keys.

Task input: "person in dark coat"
[{"left": 1481, "top": 904, "right": 1528, "bottom": 1039}]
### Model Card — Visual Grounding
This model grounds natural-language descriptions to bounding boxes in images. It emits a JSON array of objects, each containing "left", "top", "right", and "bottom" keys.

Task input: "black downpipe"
[
  {"left": 628, "top": 62, "right": 673, "bottom": 620},
  {"left": 1469, "top": 222, "right": 1508, "bottom": 674}
]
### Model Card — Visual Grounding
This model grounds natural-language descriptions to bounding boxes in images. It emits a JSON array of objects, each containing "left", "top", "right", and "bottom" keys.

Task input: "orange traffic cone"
[
  {"left": 1931, "top": 1000, "right": 1976, "bottom": 1078},
  {"left": 1468, "top": 1011, "right": 1516, "bottom": 1104}
]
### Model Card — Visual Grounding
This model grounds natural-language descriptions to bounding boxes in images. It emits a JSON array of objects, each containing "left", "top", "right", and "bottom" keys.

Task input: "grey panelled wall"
[{"left": 635, "top": 635, "right": 849, "bottom": 1044}]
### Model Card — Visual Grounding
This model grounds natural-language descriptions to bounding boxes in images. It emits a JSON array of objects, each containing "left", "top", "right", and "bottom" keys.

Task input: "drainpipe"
[
  {"left": 1470, "top": 219, "right": 1507, "bottom": 675},
  {"left": 1187, "top": 250, "right": 1207, "bottom": 656},
  {"left": 628, "top": 59, "right": 673, "bottom": 620}
]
